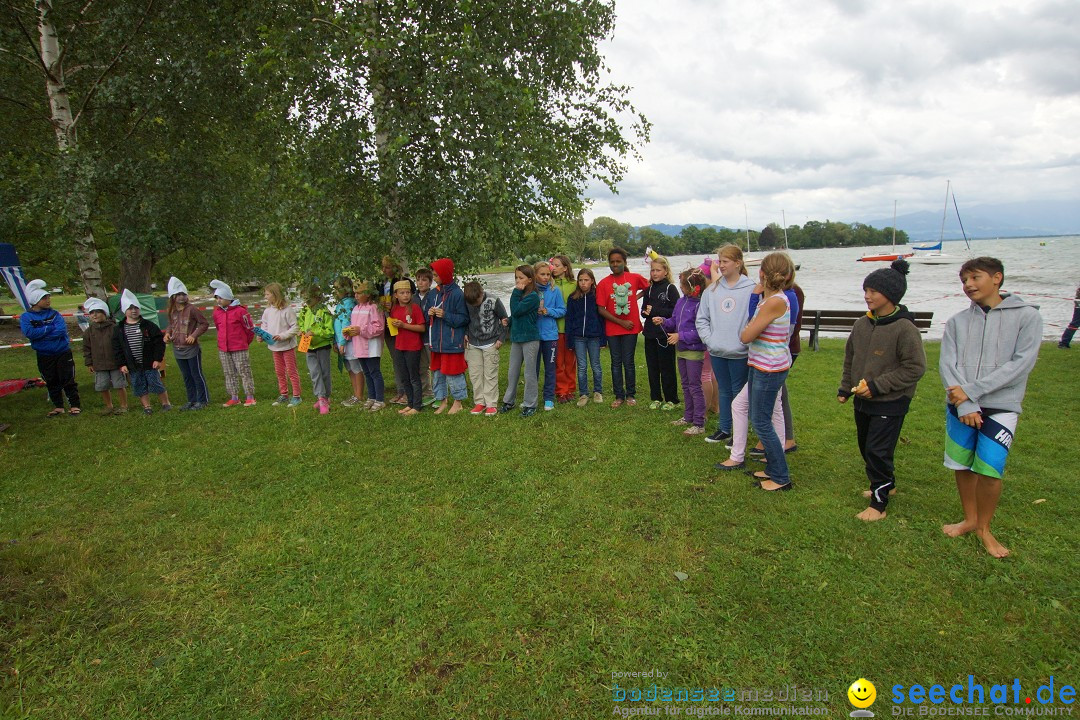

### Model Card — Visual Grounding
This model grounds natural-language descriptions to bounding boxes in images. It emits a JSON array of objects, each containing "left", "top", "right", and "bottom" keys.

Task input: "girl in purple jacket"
[{"left": 662, "top": 268, "right": 709, "bottom": 435}]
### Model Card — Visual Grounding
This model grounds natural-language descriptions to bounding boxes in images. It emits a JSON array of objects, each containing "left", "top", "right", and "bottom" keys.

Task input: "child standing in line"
[
  {"left": 550, "top": 255, "right": 577, "bottom": 402},
  {"left": 534, "top": 260, "right": 566, "bottom": 411},
  {"left": 298, "top": 284, "right": 335, "bottom": 414},
  {"left": 939, "top": 257, "right": 1042, "bottom": 558},
  {"left": 113, "top": 289, "right": 170, "bottom": 415},
  {"left": 596, "top": 247, "right": 649, "bottom": 407},
  {"left": 332, "top": 276, "right": 364, "bottom": 407},
  {"left": 641, "top": 255, "right": 680, "bottom": 411},
  {"left": 82, "top": 297, "right": 128, "bottom": 415},
  {"left": 427, "top": 257, "right": 470, "bottom": 415},
  {"left": 388, "top": 280, "right": 427, "bottom": 415},
  {"left": 19, "top": 280, "right": 80, "bottom": 416},
  {"left": 696, "top": 245, "right": 756, "bottom": 444},
  {"left": 739, "top": 252, "right": 796, "bottom": 492},
  {"left": 415, "top": 267, "right": 436, "bottom": 405},
  {"left": 838, "top": 259, "right": 926, "bottom": 522},
  {"left": 501, "top": 265, "right": 541, "bottom": 417},
  {"left": 210, "top": 279, "right": 256, "bottom": 407},
  {"left": 662, "top": 268, "right": 708, "bottom": 435},
  {"left": 463, "top": 280, "right": 508, "bottom": 416},
  {"left": 564, "top": 268, "right": 605, "bottom": 407},
  {"left": 345, "top": 282, "right": 386, "bottom": 411},
  {"left": 260, "top": 282, "right": 302, "bottom": 407},
  {"left": 163, "top": 276, "right": 210, "bottom": 411}
]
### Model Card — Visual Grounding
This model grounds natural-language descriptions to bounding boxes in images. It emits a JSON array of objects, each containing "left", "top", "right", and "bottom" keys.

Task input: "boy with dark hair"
[
  {"left": 20, "top": 279, "right": 81, "bottom": 416},
  {"left": 415, "top": 266, "right": 436, "bottom": 404},
  {"left": 838, "top": 259, "right": 926, "bottom": 521},
  {"left": 83, "top": 297, "right": 129, "bottom": 415},
  {"left": 463, "top": 280, "right": 508, "bottom": 416},
  {"left": 940, "top": 257, "right": 1042, "bottom": 558},
  {"left": 113, "top": 290, "right": 171, "bottom": 415}
]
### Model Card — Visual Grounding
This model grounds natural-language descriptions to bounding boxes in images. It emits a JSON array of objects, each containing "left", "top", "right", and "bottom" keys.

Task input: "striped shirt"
[
  {"left": 124, "top": 322, "right": 145, "bottom": 365},
  {"left": 748, "top": 293, "right": 792, "bottom": 372}
]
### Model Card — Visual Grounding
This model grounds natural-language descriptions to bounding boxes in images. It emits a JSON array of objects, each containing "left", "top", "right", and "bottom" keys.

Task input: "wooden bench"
[{"left": 803, "top": 309, "right": 933, "bottom": 351}]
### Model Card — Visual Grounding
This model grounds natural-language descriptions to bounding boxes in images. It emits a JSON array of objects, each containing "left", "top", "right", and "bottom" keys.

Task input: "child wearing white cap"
[
  {"left": 163, "top": 276, "right": 210, "bottom": 410},
  {"left": 19, "top": 279, "right": 81, "bottom": 417},
  {"left": 112, "top": 290, "right": 171, "bottom": 415},
  {"left": 210, "top": 279, "right": 257, "bottom": 407},
  {"left": 82, "top": 297, "right": 129, "bottom": 415}
]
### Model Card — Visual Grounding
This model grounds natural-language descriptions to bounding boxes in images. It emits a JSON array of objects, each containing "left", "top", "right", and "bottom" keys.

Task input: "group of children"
[{"left": 19, "top": 249, "right": 1044, "bottom": 557}]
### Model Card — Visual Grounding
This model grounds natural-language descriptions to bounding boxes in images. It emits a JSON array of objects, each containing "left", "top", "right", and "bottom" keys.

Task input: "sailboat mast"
[
  {"left": 938, "top": 180, "right": 951, "bottom": 245},
  {"left": 782, "top": 209, "right": 789, "bottom": 250},
  {"left": 744, "top": 204, "right": 751, "bottom": 253},
  {"left": 891, "top": 200, "right": 897, "bottom": 252}
]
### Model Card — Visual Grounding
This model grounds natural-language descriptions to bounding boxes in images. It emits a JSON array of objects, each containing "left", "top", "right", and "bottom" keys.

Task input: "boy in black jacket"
[{"left": 113, "top": 290, "right": 171, "bottom": 415}]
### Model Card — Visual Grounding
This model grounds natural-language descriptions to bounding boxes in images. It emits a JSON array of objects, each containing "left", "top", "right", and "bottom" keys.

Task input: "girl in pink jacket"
[
  {"left": 345, "top": 283, "right": 386, "bottom": 411},
  {"left": 211, "top": 280, "right": 256, "bottom": 407}
]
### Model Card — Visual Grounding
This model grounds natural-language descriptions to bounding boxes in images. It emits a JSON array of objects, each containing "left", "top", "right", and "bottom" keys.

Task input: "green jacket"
[{"left": 297, "top": 306, "right": 334, "bottom": 350}]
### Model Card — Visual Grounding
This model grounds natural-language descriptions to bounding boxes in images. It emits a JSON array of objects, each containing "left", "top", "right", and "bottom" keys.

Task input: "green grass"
[{"left": 0, "top": 338, "right": 1076, "bottom": 718}]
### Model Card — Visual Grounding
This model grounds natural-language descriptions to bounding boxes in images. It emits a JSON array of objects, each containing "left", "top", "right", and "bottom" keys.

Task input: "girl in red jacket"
[{"left": 211, "top": 279, "right": 256, "bottom": 407}]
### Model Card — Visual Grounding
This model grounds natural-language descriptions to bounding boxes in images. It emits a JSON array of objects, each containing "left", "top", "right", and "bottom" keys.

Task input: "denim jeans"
[
  {"left": 710, "top": 355, "right": 750, "bottom": 434},
  {"left": 608, "top": 334, "right": 638, "bottom": 400},
  {"left": 432, "top": 368, "right": 468, "bottom": 401},
  {"left": 749, "top": 367, "right": 790, "bottom": 485},
  {"left": 573, "top": 337, "right": 603, "bottom": 394},
  {"left": 359, "top": 356, "right": 384, "bottom": 402}
]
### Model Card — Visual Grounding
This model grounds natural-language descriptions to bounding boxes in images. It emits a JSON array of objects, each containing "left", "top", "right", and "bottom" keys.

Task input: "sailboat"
[
  {"left": 857, "top": 201, "right": 912, "bottom": 262},
  {"left": 909, "top": 181, "right": 971, "bottom": 265},
  {"left": 743, "top": 204, "right": 764, "bottom": 266}
]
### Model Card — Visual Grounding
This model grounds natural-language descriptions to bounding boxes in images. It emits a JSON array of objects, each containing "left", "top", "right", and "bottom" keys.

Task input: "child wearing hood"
[
  {"left": 939, "top": 257, "right": 1042, "bottom": 558},
  {"left": 210, "top": 279, "right": 256, "bottom": 407},
  {"left": 82, "top": 297, "right": 129, "bottom": 415},
  {"left": 112, "top": 290, "right": 170, "bottom": 415},
  {"left": 19, "top": 280, "right": 81, "bottom": 416},
  {"left": 331, "top": 276, "right": 364, "bottom": 407},
  {"left": 426, "top": 257, "right": 470, "bottom": 415},
  {"left": 163, "top": 276, "right": 210, "bottom": 410},
  {"left": 838, "top": 259, "right": 926, "bottom": 522}
]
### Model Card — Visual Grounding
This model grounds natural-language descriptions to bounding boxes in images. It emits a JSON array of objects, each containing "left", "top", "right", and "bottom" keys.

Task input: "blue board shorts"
[
  {"left": 130, "top": 369, "right": 166, "bottom": 397},
  {"left": 944, "top": 404, "right": 1017, "bottom": 479}
]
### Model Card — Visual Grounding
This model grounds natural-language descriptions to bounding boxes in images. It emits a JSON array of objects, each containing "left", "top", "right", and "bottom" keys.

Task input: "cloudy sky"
[{"left": 583, "top": 0, "right": 1080, "bottom": 228}]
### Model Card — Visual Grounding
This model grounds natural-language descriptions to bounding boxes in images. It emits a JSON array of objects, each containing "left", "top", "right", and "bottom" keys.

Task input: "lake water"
[{"left": 473, "top": 236, "right": 1079, "bottom": 341}]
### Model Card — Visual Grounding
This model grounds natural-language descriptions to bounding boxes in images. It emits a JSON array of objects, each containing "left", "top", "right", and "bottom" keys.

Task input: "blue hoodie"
[
  {"left": 535, "top": 282, "right": 566, "bottom": 342},
  {"left": 332, "top": 296, "right": 356, "bottom": 348},
  {"left": 564, "top": 291, "right": 605, "bottom": 340},
  {"left": 20, "top": 307, "right": 70, "bottom": 356},
  {"left": 428, "top": 280, "right": 469, "bottom": 353}
]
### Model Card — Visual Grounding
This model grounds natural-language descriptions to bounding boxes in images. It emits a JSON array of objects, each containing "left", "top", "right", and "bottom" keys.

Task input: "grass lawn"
[{"left": 0, "top": 337, "right": 1076, "bottom": 718}]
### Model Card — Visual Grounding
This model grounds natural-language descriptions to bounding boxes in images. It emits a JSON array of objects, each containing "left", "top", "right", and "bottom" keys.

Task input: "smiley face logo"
[{"left": 848, "top": 678, "right": 877, "bottom": 709}]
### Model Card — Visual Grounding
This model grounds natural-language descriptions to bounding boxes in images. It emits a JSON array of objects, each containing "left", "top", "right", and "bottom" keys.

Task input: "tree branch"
[
  {"left": 71, "top": 0, "right": 155, "bottom": 128},
  {"left": 100, "top": 106, "right": 149, "bottom": 155},
  {"left": 5, "top": 0, "right": 55, "bottom": 82}
]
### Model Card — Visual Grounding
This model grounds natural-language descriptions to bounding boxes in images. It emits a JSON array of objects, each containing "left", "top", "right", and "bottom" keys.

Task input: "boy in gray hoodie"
[{"left": 939, "top": 257, "right": 1042, "bottom": 559}]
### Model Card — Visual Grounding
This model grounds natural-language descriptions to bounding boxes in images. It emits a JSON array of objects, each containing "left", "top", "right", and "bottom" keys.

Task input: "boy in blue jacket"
[
  {"left": 19, "top": 280, "right": 80, "bottom": 416},
  {"left": 534, "top": 261, "right": 566, "bottom": 411},
  {"left": 427, "top": 258, "right": 470, "bottom": 415}
]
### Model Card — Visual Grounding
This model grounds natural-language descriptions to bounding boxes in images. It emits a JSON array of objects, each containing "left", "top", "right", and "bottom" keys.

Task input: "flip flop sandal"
[
  {"left": 68, "top": 407, "right": 81, "bottom": 416},
  {"left": 46, "top": 408, "right": 65, "bottom": 417}
]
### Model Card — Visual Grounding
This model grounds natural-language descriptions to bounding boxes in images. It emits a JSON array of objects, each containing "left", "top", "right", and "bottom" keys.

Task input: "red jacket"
[{"left": 213, "top": 302, "right": 255, "bottom": 352}]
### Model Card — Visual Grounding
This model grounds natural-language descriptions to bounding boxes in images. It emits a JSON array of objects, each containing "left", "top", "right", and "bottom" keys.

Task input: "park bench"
[{"left": 803, "top": 309, "right": 934, "bottom": 351}]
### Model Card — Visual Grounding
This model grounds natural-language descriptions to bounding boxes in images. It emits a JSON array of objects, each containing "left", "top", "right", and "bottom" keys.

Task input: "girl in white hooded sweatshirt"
[{"left": 695, "top": 244, "right": 757, "bottom": 444}]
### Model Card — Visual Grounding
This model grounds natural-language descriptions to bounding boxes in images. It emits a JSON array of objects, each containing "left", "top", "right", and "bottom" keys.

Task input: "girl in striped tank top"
[{"left": 739, "top": 253, "right": 796, "bottom": 491}]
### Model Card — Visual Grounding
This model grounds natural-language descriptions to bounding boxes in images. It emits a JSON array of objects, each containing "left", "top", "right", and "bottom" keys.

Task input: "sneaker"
[
  {"left": 191, "top": 402, "right": 207, "bottom": 410},
  {"left": 1059, "top": 343, "right": 1069, "bottom": 349},
  {"left": 576, "top": 395, "right": 589, "bottom": 407},
  {"left": 223, "top": 398, "right": 241, "bottom": 408},
  {"left": 288, "top": 397, "right": 302, "bottom": 407},
  {"left": 362, "top": 399, "right": 376, "bottom": 410},
  {"left": 499, "top": 402, "right": 515, "bottom": 414},
  {"left": 470, "top": 403, "right": 486, "bottom": 415},
  {"left": 272, "top": 395, "right": 288, "bottom": 406},
  {"left": 593, "top": 392, "right": 603, "bottom": 404},
  {"left": 648, "top": 400, "right": 660, "bottom": 410},
  {"left": 113, "top": 406, "right": 128, "bottom": 415},
  {"left": 142, "top": 407, "right": 153, "bottom": 416},
  {"left": 318, "top": 398, "right": 330, "bottom": 415},
  {"left": 341, "top": 395, "right": 360, "bottom": 407},
  {"left": 160, "top": 404, "right": 172, "bottom": 412},
  {"left": 177, "top": 402, "right": 195, "bottom": 411},
  {"left": 369, "top": 401, "right": 385, "bottom": 412},
  {"left": 671, "top": 418, "right": 689, "bottom": 426},
  {"left": 683, "top": 425, "right": 706, "bottom": 436},
  {"left": 521, "top": 406, "right": 537, "bottom": 417},
  {"left": 243, "top": 398, "right": 256, "bottom": 407},
  {"left": 661, "top": 401, "right": 677, "bottom": 411},
  {"left": 484, "top": 406, "right": 499, "bottom": 417},
  {"left": 544, "top": 400, "right": 555, "bottom": 411},
  {"left": 98, "top": 407, "right": 115, "bottom": 417},
  {"left": 705, "top": 429, "right": 732, "bottom": 444}
]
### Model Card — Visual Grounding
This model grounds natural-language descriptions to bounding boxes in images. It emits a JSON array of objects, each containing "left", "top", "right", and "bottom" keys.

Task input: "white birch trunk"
[{"left": 37, "top": 0, "right": 106, "bottom": 298}]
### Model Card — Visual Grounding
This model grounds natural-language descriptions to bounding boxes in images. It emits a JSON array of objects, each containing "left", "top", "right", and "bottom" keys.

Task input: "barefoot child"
[
  {"left": 113, "top": 290, "right": 170, "bottom": 415},
  {"left": 82, "top": 297, "right": 128, "bottom": 415},
  {"left": 427, "top": 257, "right": 469, "bottom": 415},
  {"left": 939, "top": 257, "right": 1042, "bottom": 558},
  {"left": 838, "top": 259, "right": 926, "bottom": 521},
  {"left": 19, "top": 280, "right": 80, "bottom": 416}
]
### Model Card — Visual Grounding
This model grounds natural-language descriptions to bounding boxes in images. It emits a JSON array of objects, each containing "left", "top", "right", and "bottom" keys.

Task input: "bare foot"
[
  {"left": 398, "top": 407, "right": 409, "bottom": 415},
  {"left": 942, "top": 520, "right": 977, "bottom": 538},
  {"left": 447, "top": 401, "right": 463, "bottom": 415},
  {"left": 862, "top": 489, "right": 898, "bottom": 499},
  {"left": 433, "top": 402, "right": 446, "bottom": 415},
  {"left": 976, "top": 529, "right": 1010, "bottom": 558},
  {"left": 401, "top": 407, "right": 419, "bottom": 416},
  {"left": 856, "top": 507, "right": 887, "bottom": 522}
]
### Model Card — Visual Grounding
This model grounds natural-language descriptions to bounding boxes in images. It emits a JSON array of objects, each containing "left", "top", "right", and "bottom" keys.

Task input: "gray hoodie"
[
  {"left": 939, "top": 292, "right": 1042, "bottom": 416},
  {"left": 695, "top": 275, "right": 757, "bottom": 358}
]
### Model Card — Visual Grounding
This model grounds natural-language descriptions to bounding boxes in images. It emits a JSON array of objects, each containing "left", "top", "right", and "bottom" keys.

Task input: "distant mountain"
[
  {"left": 860, "top": 199, "right": 1080, "bottom": 243},
  {"left": 641, "top": 223, "right": 731, "bottom": 236}
]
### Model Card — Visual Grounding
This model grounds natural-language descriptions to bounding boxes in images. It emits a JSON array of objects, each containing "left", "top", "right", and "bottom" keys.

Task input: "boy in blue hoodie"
[
  {"left": 19, "top": 280, "right": 80, "bottom": 416},
  {"left": 939, "top": 257, "right": 1042, "bottom": 558}
]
